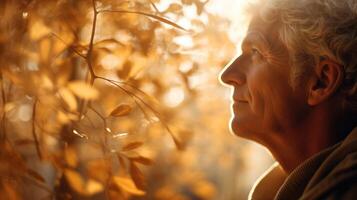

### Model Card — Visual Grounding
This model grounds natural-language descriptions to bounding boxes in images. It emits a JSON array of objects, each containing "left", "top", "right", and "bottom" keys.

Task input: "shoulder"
[
  {"left": 322, "top": 178, "right": 357, "bottom": 200},
  {"left": 302, "top": 151, "right": 357, "bottom": 199}
]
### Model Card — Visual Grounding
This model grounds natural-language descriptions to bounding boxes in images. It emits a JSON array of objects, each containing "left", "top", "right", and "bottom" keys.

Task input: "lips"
[
  {"left": 233, "top": 99, "right": 248, "bottom": 110},
  {"left": 233, "top": 98, "right": 249, "bottom": 103},
  {"left": 233, "top": 93, "right": 248, "bottom": 103}
]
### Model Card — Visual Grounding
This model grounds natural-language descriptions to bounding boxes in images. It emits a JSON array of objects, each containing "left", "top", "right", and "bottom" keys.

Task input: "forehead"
[
  {"left": 243, "top": 15, "right": 290, "bottom": 66},
  {"left": 243, "top": 15, "right": 281, "bottom": 46}
]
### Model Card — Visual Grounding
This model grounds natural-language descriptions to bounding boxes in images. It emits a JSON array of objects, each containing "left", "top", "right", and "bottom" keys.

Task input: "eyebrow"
[
  {"left": 242, "top": 31, "right": 272, "bottom": 51},
  {"left": 241, "top": 31, "right": 289, "bottom": 66}
]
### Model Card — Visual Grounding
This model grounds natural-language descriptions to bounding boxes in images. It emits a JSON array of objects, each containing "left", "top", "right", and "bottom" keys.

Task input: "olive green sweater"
[{"left": 249, "top": 127, "right": 357, "bottom": 200}]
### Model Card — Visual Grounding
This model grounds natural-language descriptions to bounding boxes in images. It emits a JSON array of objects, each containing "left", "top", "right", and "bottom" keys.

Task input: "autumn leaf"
[
  {"left": 85, "top": 179, "right": 104, "bottom": 195},
  {"left": 129, "top": 162, "right": 146, "bottom": 190},
  {"left": 110, "top": 104, "right": 132, "bottom": 117},
  {"left": 112, "top": 176, "right": 145, "bottom": 196},
  {"left": 67, "top": 81, "right": 99, "bottom": 100},
  {"left": 86, "top": 159, "right": 111, "bottom": 183},
  {"left": 121, "top": 141, "right": 143, "bottom": 151},
  {"left": 58, "top": 88, "right": 78, "bottom": 111},
  {"left": 65, "top": 169, "right": 104, "bottom": 195},
  {"left": 57, "top": 111, "right": 76, "bottom": 124},
  {"left": 128, "top": 156, "right": 153, "bottom": 166},
  {"left": 117, "top": 60, "right": 132, "bottom": 80},
  {"left": 64, "top": 169, "right": 85, "bottom": 194},
  {"left": 165, "top": 3, "right": 183, "bottom": 13},
  {"left": 64, "top": 146, "right": 78, "bottom": 168},
  {"left": 30, "top": 20, "right": 51, "bottom": 40},
  {"left": 4, "top": 102, "right": 16, "bottom": 113}
]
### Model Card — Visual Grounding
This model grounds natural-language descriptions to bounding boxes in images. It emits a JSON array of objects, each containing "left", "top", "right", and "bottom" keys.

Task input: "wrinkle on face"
[
  {"left": 220, "top": 14, "right": 309, "bottom": 143},
  {"left": 245, "top": 24, "right": 289, "bottom": 69}
]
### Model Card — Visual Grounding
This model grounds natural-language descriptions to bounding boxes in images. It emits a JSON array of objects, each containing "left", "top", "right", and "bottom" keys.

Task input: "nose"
[{"left": 220, "top": 56, "right": 246, "bottom": 87}]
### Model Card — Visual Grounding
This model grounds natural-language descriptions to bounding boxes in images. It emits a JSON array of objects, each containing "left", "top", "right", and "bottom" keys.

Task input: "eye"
[{"left": 251, "top": 47, "right": 261, "bottom": 55}]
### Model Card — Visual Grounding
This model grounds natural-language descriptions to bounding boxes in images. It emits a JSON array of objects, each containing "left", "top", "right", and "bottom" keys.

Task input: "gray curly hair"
[{"left": 256, "top": 0, "right": 357, "bottom": 111}]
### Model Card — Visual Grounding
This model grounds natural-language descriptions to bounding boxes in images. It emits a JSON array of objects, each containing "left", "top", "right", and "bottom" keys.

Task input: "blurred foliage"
[{"left": 0, "top": 0, "right": 272, "bottom": 199}]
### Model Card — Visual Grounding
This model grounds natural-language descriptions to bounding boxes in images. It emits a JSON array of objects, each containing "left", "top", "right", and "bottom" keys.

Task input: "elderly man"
[{"left": 220, "top": 0, "right": 357, "bottom": 199}]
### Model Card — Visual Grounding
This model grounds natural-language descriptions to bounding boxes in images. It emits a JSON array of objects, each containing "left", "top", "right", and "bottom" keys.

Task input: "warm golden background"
[{"left": 0, "top": 0, "right": 273, "bottom": 199}]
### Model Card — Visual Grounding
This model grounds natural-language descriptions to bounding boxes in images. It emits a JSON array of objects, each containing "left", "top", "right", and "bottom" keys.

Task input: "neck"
[{"left": 265, "top": 103, "right": 354, "bottom": 174}]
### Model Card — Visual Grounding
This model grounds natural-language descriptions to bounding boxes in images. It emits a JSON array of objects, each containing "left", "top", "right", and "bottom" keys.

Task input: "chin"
[
  {"left": 230, "top": 116, "right": 253, "bottom": 138},
  {"left": 230, "top": 115, "right": 269, "bottom": 142}
]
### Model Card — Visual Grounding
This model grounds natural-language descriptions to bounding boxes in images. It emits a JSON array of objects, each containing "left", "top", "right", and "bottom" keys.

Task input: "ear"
[{"left": 307, "top": 59, "right": 344, "bottom": 106}]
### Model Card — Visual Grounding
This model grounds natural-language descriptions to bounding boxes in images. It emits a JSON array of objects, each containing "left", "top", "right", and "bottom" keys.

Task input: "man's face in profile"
[{"left": 220, "top": 15, "right": 308, "bottom": 144}]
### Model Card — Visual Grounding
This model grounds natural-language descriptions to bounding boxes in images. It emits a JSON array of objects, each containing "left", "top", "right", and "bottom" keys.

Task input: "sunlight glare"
[
  {"left": 164, "top": 87, "right": 185, "bottom": 107},
  {"left": 101, "top": 54, "right": 122, "bottom": 70}
]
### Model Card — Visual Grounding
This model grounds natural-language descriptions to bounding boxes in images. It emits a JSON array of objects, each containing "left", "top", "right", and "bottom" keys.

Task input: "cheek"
[
  {"left": 247, "top": 67, "right": 270, "bottom": 115},
  {"left": 247, "top": 66, "right": 292, "bottom": 130}
]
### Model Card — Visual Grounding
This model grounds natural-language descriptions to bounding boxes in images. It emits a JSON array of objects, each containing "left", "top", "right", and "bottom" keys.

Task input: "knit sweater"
[{"left": 249, "top": 127, "right": 357, "bottom": 200}]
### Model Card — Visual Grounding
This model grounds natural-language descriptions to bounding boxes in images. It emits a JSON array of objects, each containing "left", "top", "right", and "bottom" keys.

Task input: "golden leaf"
[
  {"left": 57, "top": 111, "right": 71, "bottom": 124},
  {"left": 122, "top": 141, "right": 143, "bottom": 151},
  {"left": 41, "top": 74, "right": 54, "bottom": 90},
  {"left": 64, "top": 146, "right": 78, "bottom": 168},
  {"left": 86, "top": 159, "right": 111, "bottom": 183},
  {"left": 85, "top": 179, "right": 104, "bottom": 195},
  {"left": 193, "top": 180, "right": 217, "bottom": 199},
  {"left": 65, "top": 169, "right": 104, "bottom": 196},
  {"left": 64, "top": 169, "right": 85, "bottom": 194},
  {"left": 166, "top": 3, "right": 183, "bottom": 13},
  {"left": 39, "top": 39, "right": 51, "bottom": 63},
  {"left": 4, "top": 102, "right": 16, "bottom": 113},
  {"left": 110, "top": 104, "right": 132, "bottom": 117},
  {"left": 30, "top": 20, "right": 51, "bottom": 40},
  {"left": 112, "top": 176, "right": 146, "bottom": 196},
  {"left": 67, "top": 81, "right": 99, "bottom": 100},
  {"left": 129, "top": 162, "right": 145, "bottom": 190},
  {"left": 59, "top": 88, "right": 78, "bottom": 111},
  {"left": 129, "top": 156, "right": 153, "bottom": 166},
  {"left": 117, "top": 60, "right": 132, "bottom": 80}
]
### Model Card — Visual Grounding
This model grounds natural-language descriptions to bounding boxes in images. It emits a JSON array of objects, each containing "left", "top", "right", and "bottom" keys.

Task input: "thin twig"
[
  {"left": 88, "top": 105, "right": 107, "bottom": 126},
  {"left": 51, "top": 33, "right": 87, "bottom": 59},
  {"left": 32, "top": 99, "right": 43, "bottom": 160},
  {"left": 148, "top": 0, "right": 160, "bottom": 14},
  {"left": 103, "top": 78, "right": 158, "bottom": 102},
  {"left": 99, "top": 77, "right": 162, "bottom": 117},
  {"left": 87, "top": 0, "right": 99, "bottom": 84},
  {"left": 79, "top": 0, "right": 99, "bottom": 119},
  {"left": 0, "top": 71, "right": 7, "bottom": 140},
  {"left": 96, "top": 77, "right": 182, "bottom": 148}
]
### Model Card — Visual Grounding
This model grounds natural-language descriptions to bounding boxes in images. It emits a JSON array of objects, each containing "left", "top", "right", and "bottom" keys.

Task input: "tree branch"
[
  {"left": 148, "top": 0, "right": 160, "bottom": 14},
  {"left": 79, "top": 0, "right": 99, "bottom": 119},
  {"left": 0, "top": 70, "right": 7, "bottom": 140},
  {"left": 51, "top": 33, "right": 87, "bottom": 59},
  {"left": 87, "top": 0, "right": 99, "bottom": 85},
  {"left": 96, "top": 77, "right": 182, "bottom": 149},
  {"left": 32, "top": 99, "right": 43, "bottom": 160}
]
